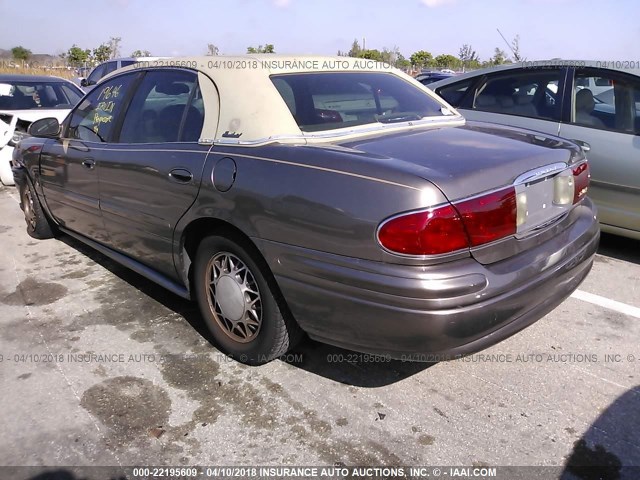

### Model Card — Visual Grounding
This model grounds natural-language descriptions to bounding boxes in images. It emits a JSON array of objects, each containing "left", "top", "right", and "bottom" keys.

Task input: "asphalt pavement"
[{"left": 0, "top": 184, "right": 639, "bottom": 479}]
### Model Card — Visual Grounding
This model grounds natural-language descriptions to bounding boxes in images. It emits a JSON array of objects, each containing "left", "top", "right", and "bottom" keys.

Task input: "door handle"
[
  {"left": 82, "top": 158, "right": 95, "bottom": 169},
  {"left": 572, "top": 139, "right": 591, "bottom": 152},
  {"left": 169, "top": 168, "right": 193, "bottom": 184}
]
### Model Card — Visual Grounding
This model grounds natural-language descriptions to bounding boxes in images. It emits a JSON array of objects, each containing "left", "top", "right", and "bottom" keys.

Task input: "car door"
[
  {"left": 558, "top": 68, "right": 640, "bottom": 236},
  {"left": 39, "top": 73, "right": 138, "bottom": 243},
  {"left": 435, "top": 68, "right": 568, "bottom": 137},
  {"left": 98, "top": 68, "right": 213, "bottom": 278}
]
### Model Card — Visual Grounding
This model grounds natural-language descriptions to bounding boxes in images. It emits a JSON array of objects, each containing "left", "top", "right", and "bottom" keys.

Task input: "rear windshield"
[{"left": 271, "top": 72, "right": 447, "bottom": 132}]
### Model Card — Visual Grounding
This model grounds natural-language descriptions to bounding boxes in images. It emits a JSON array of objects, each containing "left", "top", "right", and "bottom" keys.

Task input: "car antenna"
[{"left": 496, "top": 28, "right": 520, "bottom": 62}]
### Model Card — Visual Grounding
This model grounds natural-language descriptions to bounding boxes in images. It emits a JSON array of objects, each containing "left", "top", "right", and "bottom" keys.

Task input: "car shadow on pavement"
[
  {"left": 597, "top": 233, "right": 640, "bottom": 265},
  {"left": 24, "top": 467, "right": 127, "bottom": 479},
  {"left": 58, "top": 234, "right": 434, "bottom": 387},
  {"left": 284, "top": 338, "right": 435, "bottom": 387},
  {"left": 57, "top": 234, "right": 214, "bottom": 345},
  {"left": 561, "top": 385, "right": 640, "bottom": 480}
]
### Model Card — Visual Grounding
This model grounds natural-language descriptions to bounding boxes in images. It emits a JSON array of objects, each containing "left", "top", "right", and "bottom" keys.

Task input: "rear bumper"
[{"left": 257, "top": 198, "right": 600, "bottom": 360}]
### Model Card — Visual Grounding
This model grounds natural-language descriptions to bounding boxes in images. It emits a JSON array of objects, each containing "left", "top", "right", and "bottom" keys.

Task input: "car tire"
[
  {"left": 19, "top": 180, "right": 55, "bottom": 239},
  {"left": 194, "top": 233, "right": 303, "bottom": 365}
]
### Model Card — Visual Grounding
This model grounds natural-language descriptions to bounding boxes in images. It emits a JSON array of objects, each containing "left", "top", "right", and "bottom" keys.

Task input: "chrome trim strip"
[
  {"left": 213, "top": 116, "right": 466, "bottom": 146},
  {"left": 50, "top": 142, "right": 209, "bottom": 155},
  {"left": 513, "top": 162, "right": 567, "bottom": 185}
]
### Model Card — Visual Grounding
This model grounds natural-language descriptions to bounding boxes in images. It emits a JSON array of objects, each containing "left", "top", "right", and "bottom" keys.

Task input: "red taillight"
[
  {"left": 572, "top": 161, "right": 589, "bottom": 204},
  {"left": 455, "top": 187, "right": 517, "bottom": 247},
  {"left": 378, "top": 187, "right": 518, "bottom": 256},
  {"left": 377, "top": 205, "right": 469, "bottom": 255}
]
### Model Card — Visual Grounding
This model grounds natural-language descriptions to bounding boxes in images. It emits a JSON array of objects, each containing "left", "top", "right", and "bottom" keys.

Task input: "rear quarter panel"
[{"left": 175, "top": 143, "right": 450, "bottom": 263}]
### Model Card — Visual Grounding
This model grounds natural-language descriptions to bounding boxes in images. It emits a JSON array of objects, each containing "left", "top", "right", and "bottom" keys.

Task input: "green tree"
[
  {"left": 359, "top": 49, "right": 383, "bottom": 61},
  {"left": 458, "top": 44, "right": 480, "bottom": 70},
  {"left": 491, "top": 47, "right": 508, "bottom": 65},
  {"left": 511, "top": 34, "right": 523, "bottom": 62},
  {"left": 11, "top": 46, "right": 32, "bottom": 62},
  {"left": 348, "top": 39, "right": 362, "bottom": 58},
  {"left": 410, "top": 50, "right": 433, "bottom": 69},
  {"left": 65, "top": 45, "right": 92, "bottom": 67},
  {"left": 381, "top": 47, "right": 394, "bottom": 64},
  {"left": 93, "top": 44, "right": 113, "bottom": 63},
  {"left": 434, "top": 54, "right": 460, "bottom": 70},
  {"left": 395, "top": 53, "right": 412, "bottom": 70},
  {"left": 247, "top": 44, "right": 275, "bottom": 53},
  {"left": 131, "top": 49, "right": 152, "bottom": 57},
  {"left": 108, "top": 37, "right": 122, "bottom": 59},
  {"left": 380, "top": 46, "right": 406, "bottom": 67}
]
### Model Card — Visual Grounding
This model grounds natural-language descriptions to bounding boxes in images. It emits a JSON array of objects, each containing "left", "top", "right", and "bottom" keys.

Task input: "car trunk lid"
[{"left": 340, "top": 121, "right": 587, "bottom": 264}]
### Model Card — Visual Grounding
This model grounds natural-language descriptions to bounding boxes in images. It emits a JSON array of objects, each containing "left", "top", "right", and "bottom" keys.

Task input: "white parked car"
[{"left": 0, "top": 74, "right": 83, "bottom": 185}]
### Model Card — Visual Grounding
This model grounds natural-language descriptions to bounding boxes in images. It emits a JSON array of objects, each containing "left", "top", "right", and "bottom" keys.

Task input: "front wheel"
[
  {"left": 20, "top": 181, "right": 55, "bottom": 239},
  {"left": 194, "top": 234, "right": 303, "bottom": 365}
]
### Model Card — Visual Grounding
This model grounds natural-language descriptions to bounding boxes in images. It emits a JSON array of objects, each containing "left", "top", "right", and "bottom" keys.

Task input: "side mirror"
[
  {"left": 28, "top": 117, "right": 60, "bottom": 138},
  {"left": 80, "top": 78, "right": 87, "bottom": 87}
]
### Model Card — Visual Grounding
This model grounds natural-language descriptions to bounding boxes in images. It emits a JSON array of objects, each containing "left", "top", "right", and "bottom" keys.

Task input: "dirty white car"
[{"left": 0, "top": 75, "right": 83, "bottom": 185}]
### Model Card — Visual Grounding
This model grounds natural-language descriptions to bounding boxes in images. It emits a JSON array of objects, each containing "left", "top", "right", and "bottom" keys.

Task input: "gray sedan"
[
  {"left": 12, "top": 56, "right": 598, "bottom": 364},
  {"left": 430, "top": 60, "right": 640, "bottom": 240}
]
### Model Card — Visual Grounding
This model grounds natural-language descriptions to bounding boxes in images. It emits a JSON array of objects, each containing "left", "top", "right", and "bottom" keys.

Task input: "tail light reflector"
[
  {"left": 572, "top": 161, "right": 590, "bottom": 204},
  {"left": 454, "top": 187, "right": 517, "bottom": 247},
  {"left": 377, "top": 187, "right": 517, "bottom": 256},
  {"left": 377, "top": 205, "right": 469, "bottom": 255}
]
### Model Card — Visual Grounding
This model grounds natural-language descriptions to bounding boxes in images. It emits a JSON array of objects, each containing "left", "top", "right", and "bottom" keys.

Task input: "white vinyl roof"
[{"left": 104, "top": 55, "right": 465, "bottom": 145}]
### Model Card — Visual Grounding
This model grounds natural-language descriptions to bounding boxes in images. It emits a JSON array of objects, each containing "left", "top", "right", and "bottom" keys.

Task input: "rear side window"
[
  {"left": 103, "top": 61, "right": 118, "bottom": 77},
  {"left": 271, "top": 72, "right": 446, "bottom": 132},
  {"left": 573, "top": 69, "right": 640, "bottom": 134},
  {"left": 86, "top": 64, "right": 106, "bottom": 85},
  {"left": 435, "top": 79, "right": 474, "bottom": 106},
  {"left": 118, "top": 70, "right": 204, "bottom": 143},
  {"left": 67, "top": 73, "right": 137, "bottom": 142},
  {"left": 473, "top": 70, "right": 563, "bottom": 121}
]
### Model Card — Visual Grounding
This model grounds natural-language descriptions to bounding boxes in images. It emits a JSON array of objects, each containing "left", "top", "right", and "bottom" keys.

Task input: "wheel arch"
[{"left": 177, "top": 217, "right": 274, "bottom": 299}]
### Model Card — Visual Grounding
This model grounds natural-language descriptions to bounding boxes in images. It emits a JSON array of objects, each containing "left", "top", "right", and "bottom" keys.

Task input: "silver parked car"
[
  {"left": 13, "top": 56, "right": 598, "bottom": 364},
  {"left": 430, "top": 61, "right": 640, "bottom": 240}
]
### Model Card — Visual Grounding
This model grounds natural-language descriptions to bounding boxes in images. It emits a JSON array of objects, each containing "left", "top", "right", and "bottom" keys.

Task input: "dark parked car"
[
  {"left": 13, "top": 56, "right": 599, "bottom": 365},
  {"left": 415, "top": 71, "right": 454, "bottom": 86},
  {"left": 80, "top": 56, "right": 163, "bottom": 90}
]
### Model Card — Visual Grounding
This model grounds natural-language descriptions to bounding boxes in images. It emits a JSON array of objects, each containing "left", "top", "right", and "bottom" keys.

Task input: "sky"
[{"left": 0, "top": 0, "right": 638, "bottom": 62}]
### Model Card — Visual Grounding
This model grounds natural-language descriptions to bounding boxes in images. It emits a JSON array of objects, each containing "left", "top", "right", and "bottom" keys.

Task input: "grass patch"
[{"left": 0, "top": 67, "right": 76, "bottom": 79}]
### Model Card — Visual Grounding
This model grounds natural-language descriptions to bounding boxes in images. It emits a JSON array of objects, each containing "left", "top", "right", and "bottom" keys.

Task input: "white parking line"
[{"left": 571, "top": 289, "right": 640, "bottom": 319}]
